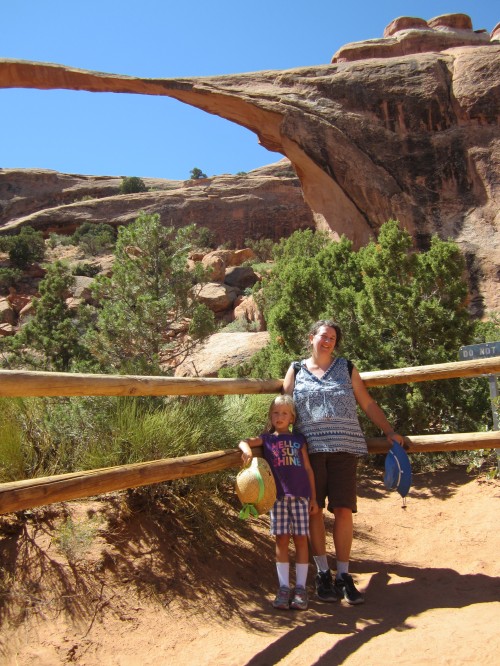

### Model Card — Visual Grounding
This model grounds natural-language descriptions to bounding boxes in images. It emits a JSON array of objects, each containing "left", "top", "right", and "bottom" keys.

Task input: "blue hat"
[{"left": 384, "top": 442, "right": 412, "bottom": 498}]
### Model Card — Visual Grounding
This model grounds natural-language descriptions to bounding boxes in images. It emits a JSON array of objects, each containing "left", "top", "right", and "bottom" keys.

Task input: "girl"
[{"left": 238, "top": 395, "right": 318, "bottom": 610}]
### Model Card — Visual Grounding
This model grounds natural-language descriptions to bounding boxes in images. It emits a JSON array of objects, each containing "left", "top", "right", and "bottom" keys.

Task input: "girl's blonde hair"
[{"left": 266, "top": 394, "right": 296, "bottom": 432}]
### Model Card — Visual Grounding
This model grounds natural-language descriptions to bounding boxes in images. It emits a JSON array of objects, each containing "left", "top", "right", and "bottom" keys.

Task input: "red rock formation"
[
  {"left": 334, "top": 13, "right": 489, "bottom": 62},
  {"left": 0, "top": 162, "right": 314, "bottom": 246},
  {"left": 0, "top": 13, "right": 498, "bottom": 312},
  {"left": 174, "top": 331, "right": 270, "bottom": 377},
  {"left": 233, "top": 295, "right": 266, "bottom": 332}
]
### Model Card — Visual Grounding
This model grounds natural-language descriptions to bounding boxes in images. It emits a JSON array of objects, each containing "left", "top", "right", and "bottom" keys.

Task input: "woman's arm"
[
  {"left": 351, "top": 367, "right": 405, "bottom": 445},
  {"left": 238, "top": 436, "right": 263, "bottom": 465},
  {"left": 301, "top": 442, "right": 319, "bottom": 514},
  {"left": 282, "top": 363, "right": 296, "bottom": 395}
]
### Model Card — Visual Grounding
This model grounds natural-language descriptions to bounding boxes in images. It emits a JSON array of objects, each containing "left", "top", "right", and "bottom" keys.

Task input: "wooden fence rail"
[
  {"left": 0, "top": 356, "right": 499, "bottom": 397},
  {"left": 1, "top": 432, "right": 499, "bottom": 515},
  {"left": 0, "top": 357, "right": 498, "bottom": 514}
]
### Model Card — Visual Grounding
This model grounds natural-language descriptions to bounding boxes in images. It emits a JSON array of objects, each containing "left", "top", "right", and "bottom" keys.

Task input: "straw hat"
[{"left": 236, "top": 457, "right": 277, "bottom": 519}]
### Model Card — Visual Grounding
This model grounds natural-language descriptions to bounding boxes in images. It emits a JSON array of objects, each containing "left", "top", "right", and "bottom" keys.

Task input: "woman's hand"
[
  {"left": 386, "top": 431, "right": 405, "bottom": 446},
  {"left": 309, "top": 498, "right": 319, "bottom": 515}
]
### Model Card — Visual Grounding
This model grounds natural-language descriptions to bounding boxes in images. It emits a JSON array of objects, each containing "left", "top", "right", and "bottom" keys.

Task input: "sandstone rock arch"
[{"left": 1, "top": 13, "right": 499, "bottom": 311}]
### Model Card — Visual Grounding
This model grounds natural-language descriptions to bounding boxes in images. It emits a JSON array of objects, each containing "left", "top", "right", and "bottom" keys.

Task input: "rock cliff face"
[
  {"left": 0, "top": 161, "right": 314, "bottom": 246},
  {"left": 0, "top": 13, "right": 498, "bottom": 312}
]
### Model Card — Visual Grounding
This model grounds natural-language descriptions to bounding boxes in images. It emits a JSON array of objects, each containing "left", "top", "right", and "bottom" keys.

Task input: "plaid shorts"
[{"left": 269, "top": 496, "right": 310, "bottom": 536}]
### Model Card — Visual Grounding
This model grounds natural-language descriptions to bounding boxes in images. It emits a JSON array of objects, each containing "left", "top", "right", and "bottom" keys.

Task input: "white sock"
[
  {"left": 276, "top": 562, "right": 290, "bottom": 588},
  {"left": 336, "top": 561, "right": 349, "bottom": 579},
  {"left": 295, "top": 563, "right": 309, "bottom": 589},
  {"left": 313, "top": 554, "right": 329, "bottom": 573}
]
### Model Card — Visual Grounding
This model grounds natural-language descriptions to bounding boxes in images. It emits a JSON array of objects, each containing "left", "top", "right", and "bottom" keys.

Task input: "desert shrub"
[
  {"left": 244, "top": 237, "right": 275, "bottom": 262},
  {"left": 249, "top": 261, "right": 275, "bottom": 276},
  {"left": 48, "top": 233, "right": 73, "bottom": 248},
  {"left": 0, "top": 399, "right": 29, "bottom": 481},
  {"left": 72, "top": 262, "right": 101, "bottom": 278},
  {"left": 119, "top": 176, "right": 147, "bottom": 194},
  {"left": 0, "top": 267, "right": 23, "bottom": 294},
  {"left": 2, "top": 226, "right": 45, "bottom": 268},
  {"left": 137, "top": 396, "right": 237, "bottom": 462},
  {"left": 220, "top": 317, "right": 259, "bottom": 333},
  {"left": 0, "top": 393, "right": 245, "bottom": 478},
  {"left": 189, "top": 167, "right": 207, "bottom": 180},
  {"left": 466, "top": 448, "right": 498, "bottom": 478},
  {"left": 223, "top": 393, "right": 271, "bottom": 441},
  {"left": 55, "top": 514, "right": 102, "bottom": 560},
  {"left": 191, "top": 225, "right": 217, "bottom": 250},
  {"left": 71, "top": 222, "right": 116, "bottom": 256},
  {"left": 85, "top": 213, "right": 215, "bottom": 375}
]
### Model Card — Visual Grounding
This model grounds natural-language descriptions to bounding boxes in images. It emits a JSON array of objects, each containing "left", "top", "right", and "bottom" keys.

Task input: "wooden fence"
[{"left": 0, "top": 356, "right": 499, "bottom": 515}]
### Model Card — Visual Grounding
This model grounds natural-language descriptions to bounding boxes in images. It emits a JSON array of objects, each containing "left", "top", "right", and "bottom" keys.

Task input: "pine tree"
[
  {"left": 84, "top": 213, "right": 215, "bottom": 375},
  {"left": 8, "top": 261, "right": 85, "bottom": 371},
  {"left": 249, "top": 220, "right": 487, "bottom": 434}
]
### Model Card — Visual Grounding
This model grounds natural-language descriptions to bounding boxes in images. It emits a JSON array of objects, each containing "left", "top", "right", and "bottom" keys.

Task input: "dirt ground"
[{"left": 0, "top": 464, "right": 499, "bottom": 665}]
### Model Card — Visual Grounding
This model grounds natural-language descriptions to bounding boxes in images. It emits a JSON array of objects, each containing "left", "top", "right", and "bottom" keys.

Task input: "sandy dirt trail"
[{"left": 1, "top": 466, "right": 499, "bottom": 665}]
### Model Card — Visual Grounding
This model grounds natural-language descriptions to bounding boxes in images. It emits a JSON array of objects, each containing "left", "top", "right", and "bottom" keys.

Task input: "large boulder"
[
  {"left": 71, "top": 275, "right": 94, "bottom": 302},
  {"left": 194, "top": 283, "right": 240, "bottom": 313},
  {"left": 224, "top": 266, "right": 259, "bottom": 290},
  {"left": 7, "top": 291, "right": 31, "bottom": 314},
  {"left": 333, "top": 13, "right": 489, "bottom": 62},
  {"left": 18, "top": 300, "right": 34, "bottom": 325},
  {"left": 233, "top": 295, "right": 266, "bottom": 332},
  {"left": 174, "top": 331, "right": 270, "bottom": 377},
  {"left": 0, "top": 323, "right": 15, "bottom": 337},
  {"left": 0, "top": 298, "right": 15, "bottom": 325},
  {"left": 201, "top": 253, "right": 226, "bottom": 282}
]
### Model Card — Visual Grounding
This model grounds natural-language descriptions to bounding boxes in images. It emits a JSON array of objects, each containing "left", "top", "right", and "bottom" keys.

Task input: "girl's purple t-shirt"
[{"left": 261, "top": 432, "right": 312, "bottom": 499}]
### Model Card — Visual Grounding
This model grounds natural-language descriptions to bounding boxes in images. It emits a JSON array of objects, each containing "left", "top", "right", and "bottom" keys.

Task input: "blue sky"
[{"left": 1, "top": 1, "right": 498, "bottom": 180}]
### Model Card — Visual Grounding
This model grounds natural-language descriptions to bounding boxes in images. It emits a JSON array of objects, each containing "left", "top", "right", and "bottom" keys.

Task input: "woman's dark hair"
[{"left": 308, "top": 319, "right": 342, "bottom": 348}]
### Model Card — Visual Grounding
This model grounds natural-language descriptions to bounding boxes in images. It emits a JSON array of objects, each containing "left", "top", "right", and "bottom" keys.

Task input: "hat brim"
[
  {"left": 236, "top": 457, "right": 277, "bottom": 516},
  {"left": 384, "top": 443, "right": 412, "bottom": 498}
]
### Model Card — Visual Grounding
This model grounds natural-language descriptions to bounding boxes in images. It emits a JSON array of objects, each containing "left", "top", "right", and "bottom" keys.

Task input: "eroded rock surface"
[
  {"left": 174, "top": 331, "right": 270, "bottom": 377},
  {"left": 332, "top": 12, "right": 492, "bottom": 62},
  {"left": 0, "top": 161, "right": 314, "bottom": 246}
]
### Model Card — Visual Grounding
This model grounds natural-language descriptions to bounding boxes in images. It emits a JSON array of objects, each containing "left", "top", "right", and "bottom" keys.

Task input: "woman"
[{"left": 283, "top": 319, "right": 404, "bottom": 604}]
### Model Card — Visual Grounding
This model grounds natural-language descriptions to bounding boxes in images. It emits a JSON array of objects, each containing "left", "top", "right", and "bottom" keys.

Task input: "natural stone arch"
[{"left": 0, "top": 13, "right": 499, "bottom": 311}]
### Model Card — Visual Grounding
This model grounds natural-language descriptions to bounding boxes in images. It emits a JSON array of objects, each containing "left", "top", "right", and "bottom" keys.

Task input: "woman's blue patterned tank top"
[{"left": 292, "top": 357, "right": 368, "bottom": 456}]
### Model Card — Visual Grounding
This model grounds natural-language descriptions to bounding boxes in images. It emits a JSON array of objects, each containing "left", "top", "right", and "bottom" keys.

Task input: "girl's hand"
[
  {"left": 309, "top": 499, "right": 319, "bottom": 515},
  {"left": 240, "top": 447, "right": 253, "bottom": 465},
  {"left": 238, "top": 437, "right": 262, "bottom": 465}
]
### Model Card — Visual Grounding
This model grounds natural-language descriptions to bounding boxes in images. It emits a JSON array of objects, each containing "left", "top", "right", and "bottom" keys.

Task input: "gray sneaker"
[
  {"left": 273, "top": 586, "right": 291, "bottom": 610},
  {"left": 290, "top": 585, "right": 308, "bottom": 610},
  {"left": 334, "top": 573, "right": 365, "bottom": 605}
]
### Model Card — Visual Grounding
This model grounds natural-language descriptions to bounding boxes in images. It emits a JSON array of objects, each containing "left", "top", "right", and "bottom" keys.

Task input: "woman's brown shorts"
[{"left": 309, "top": 451, "right": 359, "bottom": 513}]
